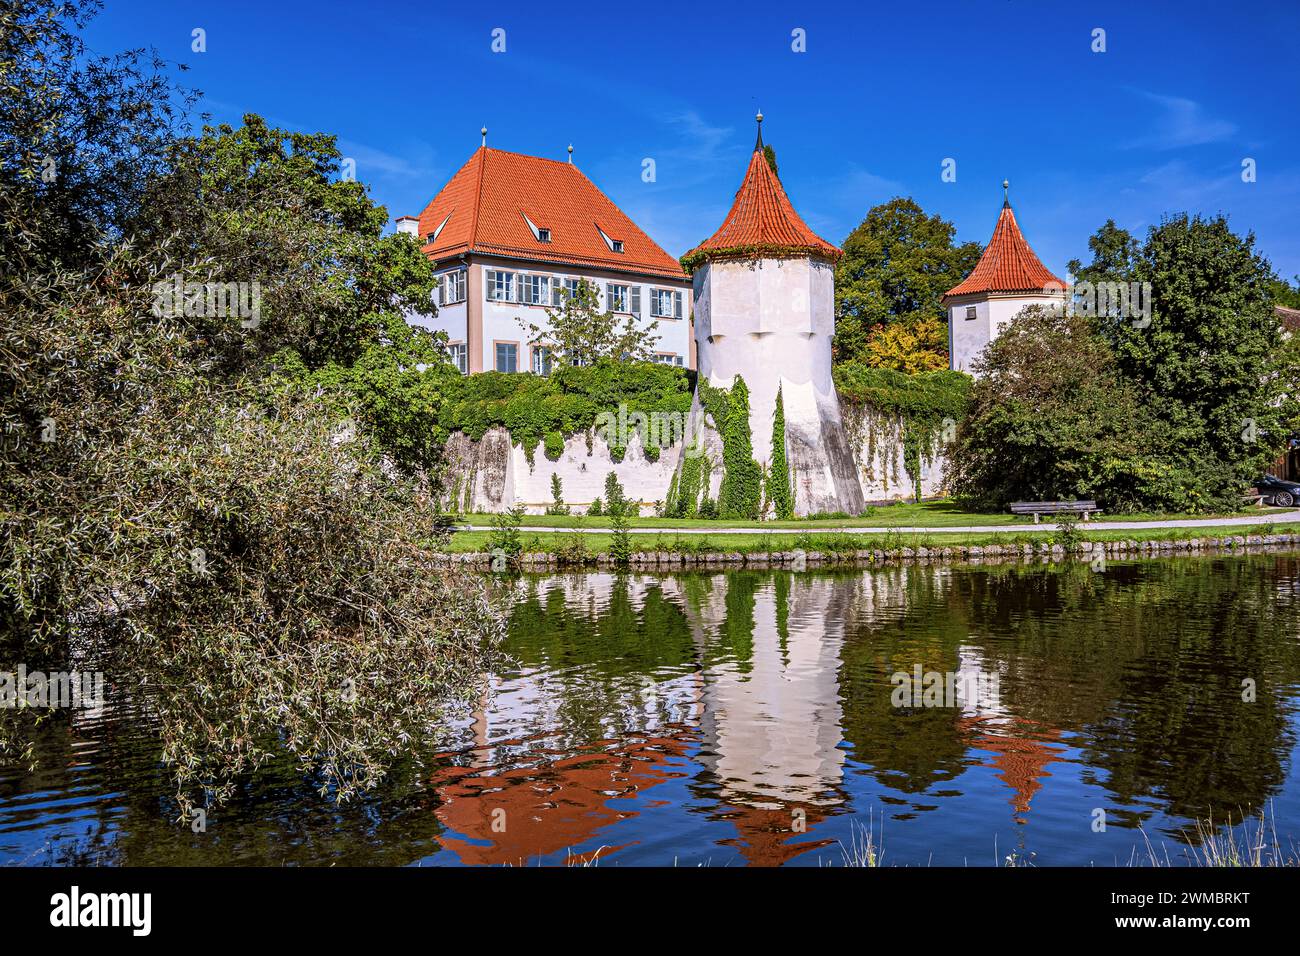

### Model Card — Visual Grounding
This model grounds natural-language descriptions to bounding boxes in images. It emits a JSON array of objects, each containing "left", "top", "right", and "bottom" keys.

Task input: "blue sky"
[{"left": 87, "top": 0, "right": 1300, "bottom": 281}]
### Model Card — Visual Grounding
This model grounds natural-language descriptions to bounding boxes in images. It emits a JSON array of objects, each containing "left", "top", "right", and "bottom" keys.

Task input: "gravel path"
[{"left": 459, "top": 509, "right": 1300, "bottom": 536}]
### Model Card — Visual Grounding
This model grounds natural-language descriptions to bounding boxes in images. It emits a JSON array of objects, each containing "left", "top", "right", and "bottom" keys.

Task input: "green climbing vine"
[
  {"left": 717, "top": 377, "right": 763, "bottom": 519},
  {"left": 767, "top": 386, "right": 794, "bottom": 519},
  {"left": 833, "top": 364, "right": 971, "bottom": 502}
]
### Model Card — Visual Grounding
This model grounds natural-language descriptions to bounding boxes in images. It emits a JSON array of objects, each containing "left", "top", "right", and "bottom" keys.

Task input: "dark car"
[{"left": 1254, "top": 474, "right": 1300, "bottom": 507}]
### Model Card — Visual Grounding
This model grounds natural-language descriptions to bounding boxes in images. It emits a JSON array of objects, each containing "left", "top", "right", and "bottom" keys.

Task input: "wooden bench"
[{"left": 1010, "top": 500, "right": 1100, "bottom": 524}]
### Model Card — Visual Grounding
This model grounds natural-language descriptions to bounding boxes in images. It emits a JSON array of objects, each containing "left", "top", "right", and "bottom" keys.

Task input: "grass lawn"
[
  {"left": 444, "top": 522, "right": 1300, "bottom": 555},
  {"left": 452, "top": 498, "right": 1288, "bottom": 531}
]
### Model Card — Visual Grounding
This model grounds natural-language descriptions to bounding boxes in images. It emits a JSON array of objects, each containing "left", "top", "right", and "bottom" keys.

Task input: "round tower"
[
  {"left": 684, "top": 114, "right": 865, "bottom": 516},
  {"left": 943, "top": 181, "right": 1068, "bottom": 376}
]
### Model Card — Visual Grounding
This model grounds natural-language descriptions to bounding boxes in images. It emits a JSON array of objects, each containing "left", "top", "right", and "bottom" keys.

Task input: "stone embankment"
[{"left": 438, "top": 532, "right": 1300, "bottom": 570}]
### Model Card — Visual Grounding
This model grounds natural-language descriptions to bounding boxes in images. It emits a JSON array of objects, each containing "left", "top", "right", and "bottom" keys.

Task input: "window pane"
[{"left": 496, "top": 343, "right": 517, "bottom": 372}]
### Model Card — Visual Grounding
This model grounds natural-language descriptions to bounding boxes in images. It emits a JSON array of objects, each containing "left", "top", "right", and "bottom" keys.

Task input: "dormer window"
[
  {"left": 425, "top": 211, "right": 453, "bottom": 246},
  {"left": 595, "top": 223, "right": 624, "bottom": 253},
  {"left": 522, "top": 213, "right": 551, "bottom": 244}
]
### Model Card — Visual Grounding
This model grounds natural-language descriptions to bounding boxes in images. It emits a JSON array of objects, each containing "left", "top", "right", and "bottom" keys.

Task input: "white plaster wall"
[
  {"left": 843, "top": 405, "right": 950, "bottom": 501},
  {"left": 445, "top": 426, "right": 684, "bottom": 514},
  {"left": 949, "top": 293, "right": 1066, "bottom": 376},
  {"left": 478, "top": 266, "right": 691, "bottom": 372},
  {"left": 405, "top": 268, "right": 468, "bottom": 355},
  {"left": 448, "top": 409, "right": 949, "bottom": 513}
]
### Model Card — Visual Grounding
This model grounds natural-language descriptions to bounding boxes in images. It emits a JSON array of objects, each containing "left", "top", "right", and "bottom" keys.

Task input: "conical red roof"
[
  {"left": 685, "top": 147, "right": 840, "bottom": 268},
  {"left": 944, "top": 203, "right": 1064, "bottom": 298}
]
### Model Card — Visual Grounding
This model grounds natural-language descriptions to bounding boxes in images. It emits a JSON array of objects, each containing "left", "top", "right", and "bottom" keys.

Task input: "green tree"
[
  {"left": 603, "top": 471, "right": 628, "bottom": 518},
  {"left": 517, "top": 279, "right": 660, "bottom": 367},
  {"left": 1080, "top": 214, "right": 1294, "bottom": 506},
  {"left": 1, "top": 1, "right": 502, "bottom": 812},
  {"left": 1065, "top": 218, "right": 1139, "bottom": 286},
  {"left": 861, "top": 314, "right": 950, "bottom": 372},
  {"left": 834, "top": 197, "right": 982, "bottom": 364},
  {"left": 763, "top": 143, "right": 779, "bottom": 178},
  {"left": 948, "top": 306, "right": 1165, "bottom": 511}
]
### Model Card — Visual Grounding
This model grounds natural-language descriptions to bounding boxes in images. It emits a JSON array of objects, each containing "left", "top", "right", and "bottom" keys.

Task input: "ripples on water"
[{"left": 3, "top": 554, "right": 1299, "bottom": 866}]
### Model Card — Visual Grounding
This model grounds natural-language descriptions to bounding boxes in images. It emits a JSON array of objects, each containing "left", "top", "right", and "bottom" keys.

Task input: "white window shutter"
[
  {"left": 674, "top": 291, "right": 683, "bottom": 319},
  {"left": 631, "top": 286, "right": 641, "bottom": 316}
]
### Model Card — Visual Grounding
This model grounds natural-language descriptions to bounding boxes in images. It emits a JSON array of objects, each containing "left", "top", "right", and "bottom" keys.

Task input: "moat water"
[{"left": 4, "top": 554, "right": 1299, "bottom": 866}]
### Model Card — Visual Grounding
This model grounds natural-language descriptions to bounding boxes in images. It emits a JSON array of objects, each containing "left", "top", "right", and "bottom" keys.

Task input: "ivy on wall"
[
  {"left": 696, "top": 375, "right": 763, "bottom": 519},
  {"left": 767, "top": 386, "right": 794, "bottom": 519},
  {"left": 833, "top": 364, "right": 971, "bottom": 501},
  {"left": 437, "top": 362, "right": 693, "bottom": 464}
]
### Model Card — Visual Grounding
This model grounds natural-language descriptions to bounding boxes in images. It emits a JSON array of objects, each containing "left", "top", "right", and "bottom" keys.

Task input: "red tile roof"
[
  {"left": 1277, "top": 305, "right": 1300, "bottom": 332},
  {"left": 685, "top": 147, "right": 841, "bottom": 267},
  {"left": 414, "top": 147, "right": 686, "bottom": 281},
  {"left": 943, "top": 203, "right": 1065, "bottom": 298}
]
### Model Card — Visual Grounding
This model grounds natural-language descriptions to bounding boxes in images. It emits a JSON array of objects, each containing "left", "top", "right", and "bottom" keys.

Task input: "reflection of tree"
[
  {"left": 839, "top": 556, "right": 1300, "bottom": 832},
  {"left": 838, "top": 566, "right": 974, "bottom": 796}
]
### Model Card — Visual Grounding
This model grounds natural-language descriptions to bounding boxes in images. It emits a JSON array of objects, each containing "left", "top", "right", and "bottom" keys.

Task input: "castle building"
[
  {"left": 685, "top": 114, "right": 866, "bottom": 516},
  {"left": 942, "top": 184, "right": 1067, "bottom": 376},
  {"left": 398, "top": 133, "right": 692, "bottom": 374}
]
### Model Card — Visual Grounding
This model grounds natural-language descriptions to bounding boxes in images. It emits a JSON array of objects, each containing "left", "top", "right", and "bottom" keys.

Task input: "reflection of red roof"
[
  {"left": 960, "top": 716, "right": 1065, "bottom": 816},
  {"left": 686, "top": 147, "right": 841, "bottom": 266},
  {"left": 944, "top": 203, "right": 1064, "bottom": 298},
  {"left": 430, "top": 733, "right": 690, "bottom": 866},
  {"left": 415, "top": 147, "right": 686, "bottom": 281},
  {"left": 714, "top": 802, "right": 836, "bottom": 867}
]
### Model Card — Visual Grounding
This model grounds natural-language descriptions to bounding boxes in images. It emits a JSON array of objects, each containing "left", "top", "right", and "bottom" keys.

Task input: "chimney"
[{"left": 394, "top": 215, "right": 420, "bottom": 239}]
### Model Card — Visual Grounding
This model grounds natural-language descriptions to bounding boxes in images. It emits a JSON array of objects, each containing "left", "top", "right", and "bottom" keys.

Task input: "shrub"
[
  {"left": 947, "top": 306, "right": 1164, "bottom": 511},
  {"left": 768, "top": 387, "right": 794, "bottom": 519},
  {"left": 545, "top": 473, "right": 569, "bottom": 516},
  {"left": 717, "top": 377, "right": 762, "bottom": 519},
  {"left": 610, "top": 509, "right": 632, "bottom": 566},
  {"left": 603, "top": 471, "right": 628, "bottom": 518}
]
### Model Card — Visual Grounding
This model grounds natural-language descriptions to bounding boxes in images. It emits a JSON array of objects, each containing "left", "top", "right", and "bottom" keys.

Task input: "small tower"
[
  {"left": 943, "top": 181, "right": 1066, "bottom": 376},
  {"left": 684, "top": 114, "right": 865, "bottom": 516}
]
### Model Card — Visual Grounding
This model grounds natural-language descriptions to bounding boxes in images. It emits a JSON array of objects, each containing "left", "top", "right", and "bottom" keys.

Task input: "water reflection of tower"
[
  {"left": 666, "top": 573, "right": 853, "bottom": 865},
  {"left": 953, "top": 645, "right": 1065, "bottom": 821}
]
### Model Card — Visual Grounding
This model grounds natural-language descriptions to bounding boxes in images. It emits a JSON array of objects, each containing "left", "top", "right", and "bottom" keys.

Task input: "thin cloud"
[{"left": 1122, "top": 91, "right": 1237, "bottom": 150}]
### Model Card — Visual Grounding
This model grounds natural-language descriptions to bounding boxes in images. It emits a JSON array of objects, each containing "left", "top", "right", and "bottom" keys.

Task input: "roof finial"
[
  {"left": 1002, "top": 178, "right": 1010, "bottom": 208},
  {"left": 755, "top": 110, "right": 764, "bottom": 151},
  {"left": 481, "top": 126, "right": 488, "bottom": 148},
  {"left": 567, "top": 143, "right": 573, "bottom": 165}
]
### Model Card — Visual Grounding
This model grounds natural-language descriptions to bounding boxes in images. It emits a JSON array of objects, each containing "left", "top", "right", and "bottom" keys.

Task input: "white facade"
[
  {"left": 408, "top": 258, "right": 691, "bottom": 375},
  {"left": 693, "top": 256, "right": 866, "bottom": 515},
  {"left": 946, "top": 290, "right": 1067, "bottom": 376}
]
